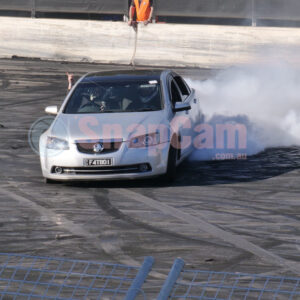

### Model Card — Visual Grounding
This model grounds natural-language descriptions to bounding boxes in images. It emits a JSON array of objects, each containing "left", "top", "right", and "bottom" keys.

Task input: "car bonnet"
[{"left": 50, "top": 111, "right": 168, "bottom": 143}]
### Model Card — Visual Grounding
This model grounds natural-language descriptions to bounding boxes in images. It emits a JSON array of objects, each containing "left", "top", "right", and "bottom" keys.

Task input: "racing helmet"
[
  {"left": 138, "top": 84, "right": 158, "bottom": 103},
  {"left": 107, "top": 86, "right": 121, "bottom": 102}
]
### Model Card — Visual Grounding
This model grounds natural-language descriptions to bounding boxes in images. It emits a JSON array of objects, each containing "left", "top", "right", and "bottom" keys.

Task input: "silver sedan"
[{"left": 39, "top": 69, "right": 201, "bottom": 183}]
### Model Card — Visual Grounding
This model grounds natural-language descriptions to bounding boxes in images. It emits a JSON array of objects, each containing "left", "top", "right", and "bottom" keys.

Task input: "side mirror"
[
  {"left": 173, "top": 102, "right": 191, "bottom": 113},
  {"left": 45, "top": 106, "right": 58, "bottom": 115}
]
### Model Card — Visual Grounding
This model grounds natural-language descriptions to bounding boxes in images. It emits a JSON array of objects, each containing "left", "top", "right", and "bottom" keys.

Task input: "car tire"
[
  {"left": 165, "top": 144, "right": 178, "bottom": 182},
  {"left": 44, "top": 178, "right": 56, "bottom": 184}
]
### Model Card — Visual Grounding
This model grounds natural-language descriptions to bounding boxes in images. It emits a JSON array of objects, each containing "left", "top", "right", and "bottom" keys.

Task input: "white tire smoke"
[{"left": 186, "top": 64, "right": 300, "bottom": 161}]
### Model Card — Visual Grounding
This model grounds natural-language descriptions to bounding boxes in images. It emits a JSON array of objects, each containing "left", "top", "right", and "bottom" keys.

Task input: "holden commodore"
[{"left": 39, "top": 69, "right": 201, "bottom": 183}]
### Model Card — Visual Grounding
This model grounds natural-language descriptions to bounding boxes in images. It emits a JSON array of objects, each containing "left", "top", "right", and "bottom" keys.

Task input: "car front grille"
[
  {"left": 76, "top": 139, "right": 122, "bottom": 154},
  {"left": 51, "top": 164, "right": 152, "bottom": 175}
]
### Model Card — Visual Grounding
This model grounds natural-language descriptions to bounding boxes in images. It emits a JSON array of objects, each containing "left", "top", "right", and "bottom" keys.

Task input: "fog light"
[
  {"left": 139, "top": 164, "right": 149, "bottom": 172},
  {"left": 55, "top": 167, "right": 63, "bottom": 174}
]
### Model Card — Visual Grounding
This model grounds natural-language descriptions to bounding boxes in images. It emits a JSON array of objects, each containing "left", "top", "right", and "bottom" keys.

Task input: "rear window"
[{"left": 64, "top": 80, "right": 163, "bottom": 114}]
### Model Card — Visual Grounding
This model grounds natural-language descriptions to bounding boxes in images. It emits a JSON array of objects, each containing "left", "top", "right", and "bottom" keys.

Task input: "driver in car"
[
  {"left": 78, "top": 86, "right": 124, "bottom": 113},
  {"left": 67, "top": 74, "right": 160, "bottom": 112},
  {"left": 77, "top": 86, "right": 104, "bottom": 113},
  {"left": 127, "top": 84, "right": 160, "bottom": 111}
]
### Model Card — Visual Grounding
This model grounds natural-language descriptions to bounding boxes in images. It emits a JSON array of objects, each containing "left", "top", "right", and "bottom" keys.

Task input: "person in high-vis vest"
[{"left": 128, "top": 0, "right": 154, "bottom": 26}]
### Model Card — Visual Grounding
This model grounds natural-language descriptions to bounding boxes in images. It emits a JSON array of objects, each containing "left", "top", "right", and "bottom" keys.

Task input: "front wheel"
[
  {"left": 165, "top": 145, "right": 177, "bottom": 182},
  {"left": 44, "top": 178, "right": 57, "bottom": 184}
]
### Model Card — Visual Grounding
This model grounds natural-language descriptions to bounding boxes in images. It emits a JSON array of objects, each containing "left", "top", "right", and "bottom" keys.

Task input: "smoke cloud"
[{"left": 186, "top": 63, "right": 300, "bottom": 161}]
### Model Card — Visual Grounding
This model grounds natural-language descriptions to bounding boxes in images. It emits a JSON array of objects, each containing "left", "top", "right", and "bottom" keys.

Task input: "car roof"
[{"left": 81, "top": 69, "right": 169, "bottom": 83}]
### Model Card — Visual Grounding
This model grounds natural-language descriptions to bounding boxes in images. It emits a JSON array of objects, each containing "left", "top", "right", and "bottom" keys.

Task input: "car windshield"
[{"left": 64, "top": 80, "right": 163, "bottom": 114}]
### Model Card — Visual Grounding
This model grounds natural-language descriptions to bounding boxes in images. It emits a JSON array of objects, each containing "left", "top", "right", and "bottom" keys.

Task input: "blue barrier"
[
  {"left": 157, "top": 258, "right": 185, "bottom": 300},
  {"left": 159, "top": 258, "right": 300, "bottom": 299},
  {"left": 1, "top": 254, "right": 300, "bottom": 299},
  {"left": 125, "top": 256, "right": 154, "bottom": 300},
  {"left": 0, "top": 253, "right": 154, "bottom": 300}
]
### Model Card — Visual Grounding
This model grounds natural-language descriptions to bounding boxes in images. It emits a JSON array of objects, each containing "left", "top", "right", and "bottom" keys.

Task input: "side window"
[
  {"left": 170, "top": 80, "right": 182, "bottom": 106},
  {"left": 174, "top": 75, "right": 190, "bottom": 100}
]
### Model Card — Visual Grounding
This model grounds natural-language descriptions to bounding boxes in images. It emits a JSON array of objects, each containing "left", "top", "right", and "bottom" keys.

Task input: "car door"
[{"left": 168, "top": 75, "right": 193, "bottom": 157}]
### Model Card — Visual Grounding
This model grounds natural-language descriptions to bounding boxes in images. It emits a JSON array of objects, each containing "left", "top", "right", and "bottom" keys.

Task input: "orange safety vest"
[{"left": 134, "top": 0, "right": 151, "bottom": 22}]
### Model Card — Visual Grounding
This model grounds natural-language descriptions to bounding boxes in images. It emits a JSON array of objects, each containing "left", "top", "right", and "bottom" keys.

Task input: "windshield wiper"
[
  {"left": 99, "top": 110, "right": 119, "bottom": 113},
  {"left": 136, "top": 108, "right": 158, "bottom": 112}
]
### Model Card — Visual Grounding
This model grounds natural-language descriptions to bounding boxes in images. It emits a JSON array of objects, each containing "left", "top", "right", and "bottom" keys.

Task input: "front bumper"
[{"left": 40, "top": 139, "right": 170, "bottom": 181}]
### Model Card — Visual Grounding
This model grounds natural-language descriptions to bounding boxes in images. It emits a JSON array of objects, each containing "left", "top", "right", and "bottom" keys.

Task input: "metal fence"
[
  {"left": 0, "top": 0, "right": 127, "bottom": 15},
  {"left": 255, "top": 0, "right": 300, "bottom": 21},
  {"left": 1, "top": 0, "right": 300, "bottom": 23},
  {"left": 1, "top": 254, "right": 300, "bottom": 299},
  {"left": 158, "top": 258, "right": 300, "bottom": 300},
  {"left": 0, "top": 253, "right": 154, "bottom": 300},
  {"left": 155, "top": 0, "right": 254, "bottom": 19}
]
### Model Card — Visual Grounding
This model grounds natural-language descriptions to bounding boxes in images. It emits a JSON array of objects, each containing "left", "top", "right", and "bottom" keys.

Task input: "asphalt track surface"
[{"left": 0, "top": 58, "right": 300, "bottom": 296}]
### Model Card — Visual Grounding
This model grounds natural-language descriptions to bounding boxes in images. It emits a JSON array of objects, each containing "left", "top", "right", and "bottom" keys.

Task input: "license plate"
[{"left": 84, "top": 158, "right": 113, "bottom": 167}]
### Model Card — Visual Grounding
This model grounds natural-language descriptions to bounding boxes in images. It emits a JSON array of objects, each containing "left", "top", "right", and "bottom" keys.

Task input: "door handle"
[{"left": 193, "top": 98, "right": 197, "bottom": 103}]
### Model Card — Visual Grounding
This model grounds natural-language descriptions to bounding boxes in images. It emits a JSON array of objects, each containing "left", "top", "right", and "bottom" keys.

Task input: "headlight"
[
  {"left": 128, "top": 132, "right": 160, "bottom": 148},
  {"left": 46, "top": 137, "right": 69, "bottom": 150}
]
